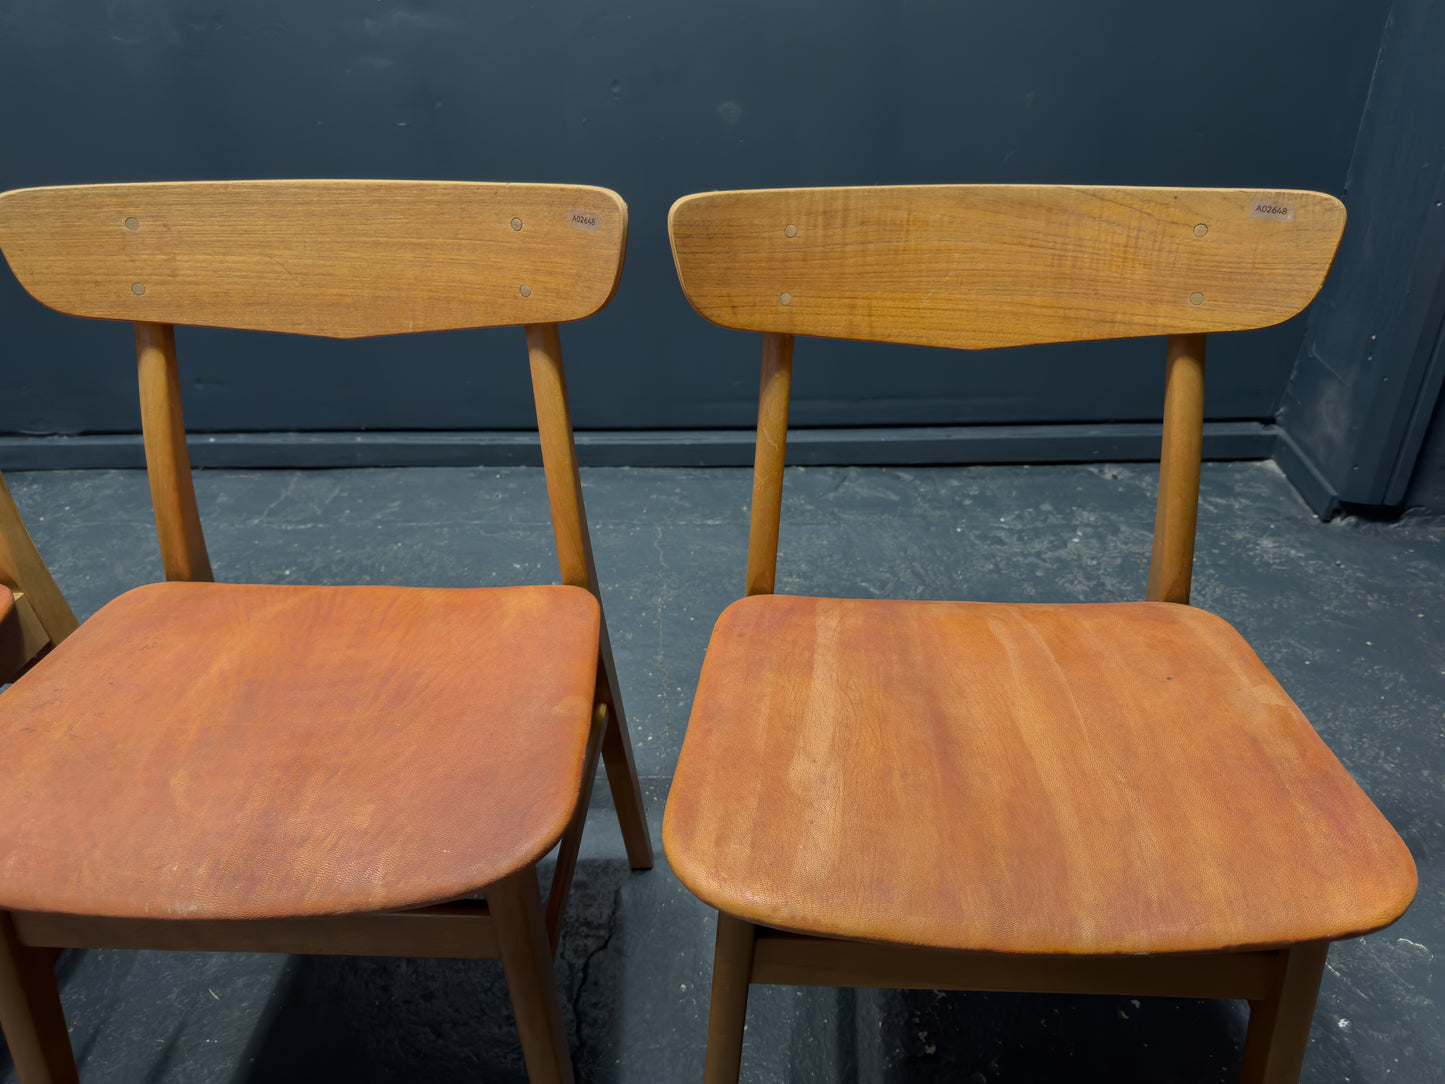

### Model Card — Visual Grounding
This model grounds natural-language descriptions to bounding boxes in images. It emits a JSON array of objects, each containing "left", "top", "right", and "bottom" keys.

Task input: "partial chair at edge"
[
  {"left": 662, "top": 184, "right": 1417, "bottom": 1083},
  {"left": 0, "top": 179, "right": 654, "bottom": 1084}
]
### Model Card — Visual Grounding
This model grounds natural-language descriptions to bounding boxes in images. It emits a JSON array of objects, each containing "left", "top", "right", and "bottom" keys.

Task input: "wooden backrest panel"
[
  {"left": 0, "top": 181, "right": 626, "bottom": 337},
  {"left": 669, "top": 185, "right": 1345, "bottom": 349}
]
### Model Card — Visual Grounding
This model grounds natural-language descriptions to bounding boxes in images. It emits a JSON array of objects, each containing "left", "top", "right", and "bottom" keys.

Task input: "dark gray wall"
[
  {"left": 1276, "top": 0, "right": 1445, "bottom": 515},
  {"left": 1, "top": 0, "right": 1390, "bottom": 444}
]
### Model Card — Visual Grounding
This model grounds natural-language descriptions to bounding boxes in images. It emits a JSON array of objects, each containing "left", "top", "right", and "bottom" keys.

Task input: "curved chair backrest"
[
  {"left": 669, "top": 184, "right": 1346, "bottom": 605},
  {"left": 0, "top": 180, "right": 626, "bottom": 337},
  {"left": 0, "top": 180, "right": 627, "bottom": 592},
  {"left": 670, "top": 184, "right": 1343, "bottom": 349}
]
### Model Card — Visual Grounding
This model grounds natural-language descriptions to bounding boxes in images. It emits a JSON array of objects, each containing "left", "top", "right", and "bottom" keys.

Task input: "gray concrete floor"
[{"left": 1, "top": 460, "right": 1441, "bottom": 1083}]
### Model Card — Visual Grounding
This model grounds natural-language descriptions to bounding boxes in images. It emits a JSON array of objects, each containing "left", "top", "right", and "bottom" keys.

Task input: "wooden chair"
[
  {"left": 0, "top": 179, "right": 655, "bottom": 1084},
  {"left": 663, "top": 185, "right": 1417, "bottom": 1083},
  {"left": 0, "top": 471, "right": 79, "bottom": 683}
]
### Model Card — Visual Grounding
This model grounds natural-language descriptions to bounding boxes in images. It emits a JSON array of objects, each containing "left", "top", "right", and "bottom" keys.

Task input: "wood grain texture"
[
  {"left": 0, "top": 471, "right": 78, "bottom": 653},
  {"left": 704, "top": 914, "right": 756, "bottom": 1084},
  {"left": 1241, "top": 941, "right": 1330, "bottom": 1084},
  {"left": 669, "top": 185, "right": 1345, "bottom": 349},
  {"left": 0, "top": 587, "right": 18, "bottom": 679},
  {"left": 12, "top": 903, "right": 500, "bottom": 959},
  {"left": 745, "top": 333, "right": 793, "bottom": 597},
  {"left": 1147, "top": 334, "right": 1207, "bottom": 603},
  {"left": 597, "top": 659, "right": 656, "bottom": 871},
  {"left": 0, "top": 582, "right": 600, "bottom": 920},
  {"left": 663, "top": 595, "right": 1417, "bottom": 955},
  {"left": 528, "top": 322, "right": 595, "bottom": 592},
  {"left": 491, "top": 867, "right": 576, "bottom": 1084},
  {"left": 0, "top": 912, "right": 76, "bottom": 1084},
  {"left": 0, "top": 594, "right": 52, "bottom": 682},
  {"left": 0, "top": 181, "right": 626, "bottom": 337},
  {"left": 527, "top": 320, "right": 655, "bottom": 869},
  {"left": 136, "top": 322, "right": 213, "bottom": 582},
  {"left": 544, "top": 704, "right": 607, "bottom": 952}
]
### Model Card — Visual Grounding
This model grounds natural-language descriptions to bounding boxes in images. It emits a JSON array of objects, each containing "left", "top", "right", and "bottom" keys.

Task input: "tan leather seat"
[
  {"left": 669, "top": 595, "right": 1412, "bottom": 956},
  {"left": 0, "top": 582, "right": 599, "bottom": 921}
]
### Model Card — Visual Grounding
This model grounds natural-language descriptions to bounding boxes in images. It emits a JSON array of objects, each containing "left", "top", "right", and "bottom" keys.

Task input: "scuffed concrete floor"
[{"left": 0, "top": 460, "right": 1440, "bottom": 1083}]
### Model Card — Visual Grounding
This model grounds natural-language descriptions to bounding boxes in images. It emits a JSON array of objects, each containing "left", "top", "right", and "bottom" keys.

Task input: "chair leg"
[
  {"left": 1240, "top": 941, "right": 1330, "bottom": 1084},
  {"left": 704, "top": 913, "right": 756, "bottom": 1084},
  {"left": 596, "top": 628, "right": 655, "bottom": 870},
  {"left": 490, "top": 867, "right": 575, "bottom": 1084},
  {"left": 545, "top": 703, "right": 607, "bottom": 954},
  {"left": 0, "top": 913, "right": 78, "bottom": 1084}
]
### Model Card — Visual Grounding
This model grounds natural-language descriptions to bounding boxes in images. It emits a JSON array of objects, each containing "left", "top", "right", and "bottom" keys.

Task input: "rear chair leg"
[
  {"left": 1240, "top": 940, "right": 1329, "bottom": 1084},
  {"left": 596, "top": 629, "right": 654, "bottom": 870},
  {"left": 704, "top": 912, "right": 755, "bottom": 1084},
  {"left": 545, "top": 703, "right": 607, "bottom": 953},
  {"left": 0, "top": 912, "right": 78, "bottom": 1084}
]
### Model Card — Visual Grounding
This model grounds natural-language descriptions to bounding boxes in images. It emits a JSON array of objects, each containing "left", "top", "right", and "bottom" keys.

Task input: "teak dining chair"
[
  {"left": 0, "top": 179, "right": 654, "bottom": 1084},
  {"left": 0, "top": 471, "right": 79, "bottom": 684},
  {"left": 663, "top": 185, "right": 1417, "bottom": 1083}
]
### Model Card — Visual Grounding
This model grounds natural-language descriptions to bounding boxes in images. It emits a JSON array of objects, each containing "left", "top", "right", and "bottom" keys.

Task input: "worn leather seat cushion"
[
  {"left": 0, "top": 581, "right": 600, "bottom": 920},
  {"left": 664, "top": 595, "right": 1416, "bottom": 955}
]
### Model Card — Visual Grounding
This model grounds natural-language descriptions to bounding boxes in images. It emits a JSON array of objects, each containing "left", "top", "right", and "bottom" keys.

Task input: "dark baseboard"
[
  {"left": 1272, "top": 428, "right": 1341, "bottom": 520},
  {"left": 0, "top": 422, "right": 1278, "bottom": 471}
]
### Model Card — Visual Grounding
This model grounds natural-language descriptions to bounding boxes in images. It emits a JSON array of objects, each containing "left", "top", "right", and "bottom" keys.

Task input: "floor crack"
[
  {"left": 567, "top": 879, "right": 625, "bottom": 1070},
  {"left": 251, "top": 472, "right": 301, "bottom": 526}
]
